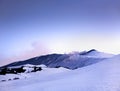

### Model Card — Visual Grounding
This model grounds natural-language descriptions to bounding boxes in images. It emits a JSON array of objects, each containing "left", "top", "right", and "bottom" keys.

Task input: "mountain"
[
  {"left": 1, "top": 49, "right": 114, "bottom": 69},
  {"left": 0, "top": 52, "right": 120, "bottom": 91},
  {"left": 80, "top": 49, "right": 114, "bottom": 58}
]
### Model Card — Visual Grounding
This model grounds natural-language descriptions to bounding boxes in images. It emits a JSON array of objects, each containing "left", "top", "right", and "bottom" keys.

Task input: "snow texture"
[{"left": 0, "top": 54, "right": 120, "bottom": 91}]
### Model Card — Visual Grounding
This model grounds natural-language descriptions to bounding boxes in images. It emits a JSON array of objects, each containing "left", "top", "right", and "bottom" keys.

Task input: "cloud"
[{"left": 0, "top": 41, "right": 51, "bottom": 66}]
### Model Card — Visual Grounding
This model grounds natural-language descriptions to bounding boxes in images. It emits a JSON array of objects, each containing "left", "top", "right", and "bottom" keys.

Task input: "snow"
[
  {"left": 83, "top": 50, "right": 114, "bottom": 58},
  {"left": 57, "top": 50, "right": 115, "bottom": 69},
  {"left": 0, "top": 55, "right": 120, "bottom": 91}
]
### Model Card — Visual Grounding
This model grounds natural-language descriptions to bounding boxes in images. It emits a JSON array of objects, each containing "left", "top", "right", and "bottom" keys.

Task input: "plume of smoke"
[{"left": 0, "top": 41, "right": 51, "bottom": 66}]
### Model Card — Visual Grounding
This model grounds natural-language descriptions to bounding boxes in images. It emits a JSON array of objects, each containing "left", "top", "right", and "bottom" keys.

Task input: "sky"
[{"left": 0, "top": 0, "right": 120, "bottom": 66}]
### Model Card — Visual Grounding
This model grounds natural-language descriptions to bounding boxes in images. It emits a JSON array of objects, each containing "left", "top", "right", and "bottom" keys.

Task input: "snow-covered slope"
[
  {"left": 0, "top": 55, "right": 120, "bottom": 91},
  {"left": 80, "top": 49, "right": 114, "bottom": 58}
]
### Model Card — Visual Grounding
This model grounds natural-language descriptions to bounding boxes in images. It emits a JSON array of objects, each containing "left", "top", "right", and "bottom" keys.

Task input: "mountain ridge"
[{"left": 0, "top": 49, "right": 115, "bottom": 69}]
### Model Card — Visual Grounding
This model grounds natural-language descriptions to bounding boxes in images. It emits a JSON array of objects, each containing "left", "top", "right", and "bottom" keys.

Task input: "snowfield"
[{"left": 0, "top": 53, "right": 120, "bottom": 91}]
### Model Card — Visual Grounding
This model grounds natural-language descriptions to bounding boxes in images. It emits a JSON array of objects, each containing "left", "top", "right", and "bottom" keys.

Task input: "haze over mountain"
[
  {"left": 1, "top": 49, "right": 114, "bottom": 69},
  {"left": 1, "top": 0, "right": 120, "bottom": 67},
  {"left": 1, "top": 0, "right": 120, "bottom": 91},
  {"left": 0, "top": 49, "right": 120, "bottom": 91}
]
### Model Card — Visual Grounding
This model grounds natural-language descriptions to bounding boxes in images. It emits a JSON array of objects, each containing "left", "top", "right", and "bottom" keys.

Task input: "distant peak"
[
  {"left": 79, "top": 49, "right": 97, "bottom": 55},
  {"left": 87, "top": 49, "right": 97, "bottom": 53}
]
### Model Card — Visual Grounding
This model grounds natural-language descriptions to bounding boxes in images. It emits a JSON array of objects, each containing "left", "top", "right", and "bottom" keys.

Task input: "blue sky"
[{"left": 0, "top": 0, "right": 120, "bottom": 66}]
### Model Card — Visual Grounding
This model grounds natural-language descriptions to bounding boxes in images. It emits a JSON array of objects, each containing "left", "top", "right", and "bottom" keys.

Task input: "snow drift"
[{"left": 0, "top": 51, "right": 120, "bottom": 91}]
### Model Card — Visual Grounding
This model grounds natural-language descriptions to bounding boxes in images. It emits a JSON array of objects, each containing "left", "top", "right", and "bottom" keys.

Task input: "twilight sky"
[{"left": 0, "top": 0, "right": 120, "bottom": 66}]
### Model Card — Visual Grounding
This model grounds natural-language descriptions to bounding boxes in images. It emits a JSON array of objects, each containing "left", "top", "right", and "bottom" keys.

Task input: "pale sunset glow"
[{"left": 0, "top": 0, "right": 120, "bottom": 66}]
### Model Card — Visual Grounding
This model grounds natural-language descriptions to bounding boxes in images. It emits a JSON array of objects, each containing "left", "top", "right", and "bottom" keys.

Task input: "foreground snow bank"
[{"left": 0, "top": 55, "right": 120, "bottom": 91}]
